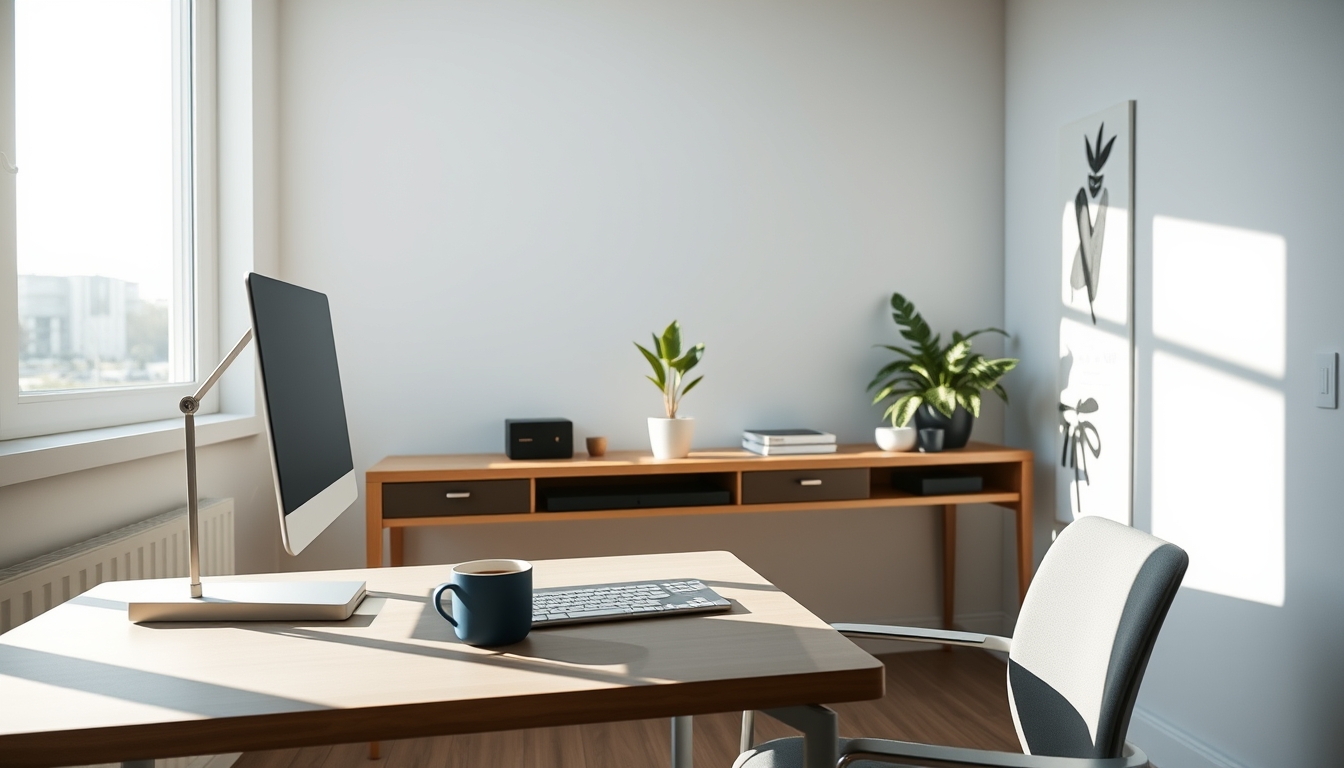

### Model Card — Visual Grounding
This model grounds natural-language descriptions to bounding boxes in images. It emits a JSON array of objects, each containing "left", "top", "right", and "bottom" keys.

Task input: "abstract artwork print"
[{"left": 1058, "top": 101, "right": 1134, "bottom": 525}]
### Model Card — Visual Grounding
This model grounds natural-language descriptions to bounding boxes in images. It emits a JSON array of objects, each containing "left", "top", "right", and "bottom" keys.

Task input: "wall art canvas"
[{"left": 1057, "top": 101, "right": 1134, "bottom": 525}]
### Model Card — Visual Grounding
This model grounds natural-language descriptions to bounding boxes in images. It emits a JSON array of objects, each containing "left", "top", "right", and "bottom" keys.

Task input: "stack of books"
[{"left": 741, "top": 428, "right": 837, "bottom": 456}]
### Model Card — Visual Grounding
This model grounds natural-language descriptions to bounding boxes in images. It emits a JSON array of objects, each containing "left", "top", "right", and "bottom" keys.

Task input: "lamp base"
[{"left": 125, "top": 578, "right": 366, "bottom": 623}]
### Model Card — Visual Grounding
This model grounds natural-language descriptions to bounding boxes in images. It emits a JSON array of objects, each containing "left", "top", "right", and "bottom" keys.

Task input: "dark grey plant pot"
[{"left": 913, "top": 403, "right": 974, "bottom": 449}]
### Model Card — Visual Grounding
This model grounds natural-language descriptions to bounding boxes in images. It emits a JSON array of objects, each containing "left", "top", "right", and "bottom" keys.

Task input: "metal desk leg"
[
  {"left": 761, "top": 705, "right": 838, "bottom": 768},
  {"left": 672, "top": 715, "right": 694, "bottom": 768},
  {"left": 122, "top": 761, "right": 154, "bottom": 768}
]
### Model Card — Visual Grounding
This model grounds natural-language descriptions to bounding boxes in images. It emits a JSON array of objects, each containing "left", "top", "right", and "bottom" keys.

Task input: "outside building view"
[
  {"left": 14, "top": 0, "right": 186, "bottom": 395},
  {"left": 17, "top": 274, "right": 170, "bottom": 391}
]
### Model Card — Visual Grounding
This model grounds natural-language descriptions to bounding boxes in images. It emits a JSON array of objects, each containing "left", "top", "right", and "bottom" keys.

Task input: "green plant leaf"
[
  {"left": 906, "top": 362, "right": 934, "bottom": 385},
  {"left": 645, "top": 375, "right": 666, "bottom": 391},
  {"left": 929, "top": 386, "right": 957, "bottom": 417},
  {"left": 635, "top": 343, "right": 666, "bottom": 386},
  {"left": 876, "top": 345, "right": 920, "bottom": 361},
  {"left": 992, "top": 383, "right": 1009, "bottom": 402},
  {"left": 944, "top": 339, "right": 973, "bottom": 373},
  {"left": 957, "top": 327, "right": 1009, "bottom": 341},
  {"left": 870, "top": 376, "right": 920, "bottom": 402},
  {"left": 661, "top": 321, "right": 682, "bottom": 360},
  {"left": 889, "top": 292, "right": 940, "bottom": 358},
  {"left": 671, "top": 343, "right": 703, "bottom": 373},
  {"left": 680, "top": 375, "right": 703, "bottom": 398},
  {"left": 870, "top": 382, "right": 906, "bottom": 404},
  {"left": 956, "top": 390, "right": 983, "bottom": 418},
  {"left": 887, "top": 393, "right": 922, "bottom": 427},
  {"left": 867, "top": 359, "right": 915, "bottom": 389}
]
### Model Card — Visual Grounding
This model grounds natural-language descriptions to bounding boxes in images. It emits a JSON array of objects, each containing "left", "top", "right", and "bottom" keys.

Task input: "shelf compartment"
[{"left": 534, "top": 472, "right": 736, "bottom": 512}]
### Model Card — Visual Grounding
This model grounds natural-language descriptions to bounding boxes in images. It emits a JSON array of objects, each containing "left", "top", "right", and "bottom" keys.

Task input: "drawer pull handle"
[
  {"left": 798, "top": 479, "right": 823, "bottom": 487},
  {"left": 445, "top": 492, "right": 472, "bottom": 499}
]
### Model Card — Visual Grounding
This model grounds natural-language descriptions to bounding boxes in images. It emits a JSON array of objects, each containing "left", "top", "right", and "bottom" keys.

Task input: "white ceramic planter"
[
  {"left": 875, "top": 425, "right": 917, "bottom": 452},
  {"left": 648, "top": 417, "right": 695, "bottom": 459}
]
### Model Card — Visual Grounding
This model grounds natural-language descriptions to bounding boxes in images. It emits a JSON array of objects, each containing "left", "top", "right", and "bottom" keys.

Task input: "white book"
[
  {"left": 742, "top": 428, "right": 837, "bottom": 446},
  {"left": 741, "top": 438, "right": 839, "bottom": 456}
]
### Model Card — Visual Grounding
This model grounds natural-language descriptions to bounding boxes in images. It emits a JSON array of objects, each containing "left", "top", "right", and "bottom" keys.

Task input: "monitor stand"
[
  {"left": 126, "top": 328, "right": 366, "bottom": 623},
  {"left": 126, "top": 578, "right": 367, "bottom": 623}
]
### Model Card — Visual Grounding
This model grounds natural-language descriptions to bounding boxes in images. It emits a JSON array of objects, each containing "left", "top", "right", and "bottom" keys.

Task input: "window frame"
[{"left": 0, "top": 0, "right": 218, "bottom": 441}]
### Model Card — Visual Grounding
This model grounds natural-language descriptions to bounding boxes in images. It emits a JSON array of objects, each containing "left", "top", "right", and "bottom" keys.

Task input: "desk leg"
[
  {"left": 672, "top": 715, "right": 693, "bottom": 768},
  {"left": 1016, "top": 456, "right": 1034, "bottom": 603},
  {"left": 122, "top": 762, "right": 153, "bottom": 768},
  {"left": 367, "top": 481, "right": 384, "bottom": 568},
  {"left": 942, "top": 504, "right": 957, "bottom": 630},
  {"left": 761, "top": 705, "right": 837, "bottom": 768},
  {"left": 390, "top": 528, "right": 405, "bottom": 568},
  {"left": 369, "top": 741, "right": 380, "bottom": 760}
]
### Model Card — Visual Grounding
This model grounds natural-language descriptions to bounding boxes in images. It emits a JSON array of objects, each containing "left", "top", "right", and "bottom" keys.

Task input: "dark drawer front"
[
  {"left": 741, "top": 468, "right": 870, "bottom": 505},
  {"left": 383, "top": 480, "right": 530, "bottom": 518}
]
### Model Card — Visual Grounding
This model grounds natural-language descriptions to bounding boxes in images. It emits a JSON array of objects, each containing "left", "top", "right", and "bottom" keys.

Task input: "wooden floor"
[{"left": 234, "top": 648, "right": 1019, "bottom": 768}]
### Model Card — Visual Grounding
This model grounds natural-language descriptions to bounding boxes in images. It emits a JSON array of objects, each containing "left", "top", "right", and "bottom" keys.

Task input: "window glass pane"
[{"left": 15, "top": 0, "right": 191, "bottom": 392}]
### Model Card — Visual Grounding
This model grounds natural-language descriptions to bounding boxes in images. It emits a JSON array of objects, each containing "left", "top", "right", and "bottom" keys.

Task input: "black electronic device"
[
  {"left": 891, "top": 470, "right": 984, "bottom": 496},
  {"left": 505, "top": 418, "right": 573, "bottom": 460}
]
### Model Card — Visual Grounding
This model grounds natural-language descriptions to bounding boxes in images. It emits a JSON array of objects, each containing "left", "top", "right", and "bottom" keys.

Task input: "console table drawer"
[
  {"left": 383, "top": 480, "right": 530, "bottom": 518},
  {"left": 741, "top": 468, "right": 869, "bottom": 504}
]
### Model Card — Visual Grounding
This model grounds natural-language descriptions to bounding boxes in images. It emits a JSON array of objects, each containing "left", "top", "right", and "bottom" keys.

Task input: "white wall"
[
  {"left": 276, "top": 0, "right": 1015, "bottom": 628},
  {"left": 1004, "top": 1, "right": 1344, "bottom": 766}
]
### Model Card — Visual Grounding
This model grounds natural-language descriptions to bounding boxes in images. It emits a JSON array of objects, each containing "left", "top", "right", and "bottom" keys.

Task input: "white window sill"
[{"left": 0, "top": 412, "right": 261, "bottom": 488}]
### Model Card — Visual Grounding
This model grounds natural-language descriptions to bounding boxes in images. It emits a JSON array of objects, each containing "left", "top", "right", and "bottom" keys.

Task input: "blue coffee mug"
[{"left": 432, "top": 559, "right": 533, "bottom": 646}]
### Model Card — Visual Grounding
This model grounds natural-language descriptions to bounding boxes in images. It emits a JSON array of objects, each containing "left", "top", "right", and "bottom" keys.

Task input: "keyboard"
[{"left": 532, "top": 579, "right": 732, "bottom": 628}]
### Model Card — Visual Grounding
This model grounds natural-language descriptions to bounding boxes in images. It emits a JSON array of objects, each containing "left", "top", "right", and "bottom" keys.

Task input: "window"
[{"left": 0, "top": 0, "right": 216, "bottom": 440}]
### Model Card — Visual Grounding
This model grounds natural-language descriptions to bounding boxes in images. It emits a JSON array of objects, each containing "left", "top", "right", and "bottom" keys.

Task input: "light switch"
[{"left": 1317, "top": 352, "right": 1338, "bottom": 409}]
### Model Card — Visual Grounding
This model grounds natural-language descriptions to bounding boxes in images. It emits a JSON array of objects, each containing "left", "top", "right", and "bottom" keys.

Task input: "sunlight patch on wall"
[
  {"left": 1152, "top": 218, "right": 1286, "bottom": 377},
  {"left": 1150, "top": 216, "right": 1286, "bottom": 607}
]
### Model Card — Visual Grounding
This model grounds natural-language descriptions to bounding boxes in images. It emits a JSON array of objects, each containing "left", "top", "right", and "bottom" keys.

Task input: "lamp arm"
[{"left": 180, "top": 328, "right": 253, "bottom": 599}]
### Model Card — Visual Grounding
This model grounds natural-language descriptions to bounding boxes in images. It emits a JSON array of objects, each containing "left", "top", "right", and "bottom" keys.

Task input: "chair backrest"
[{"left": 1007, "top": 516, "right": 1187, "bottom": 759}]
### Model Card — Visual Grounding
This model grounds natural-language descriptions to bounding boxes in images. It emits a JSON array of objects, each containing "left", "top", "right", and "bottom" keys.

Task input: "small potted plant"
[
  {"left": 636, "top": 321, "right": 704, "bottom": 459},
  {"left": 868, "top": 293, "right": 1017, "bottom": 450}
]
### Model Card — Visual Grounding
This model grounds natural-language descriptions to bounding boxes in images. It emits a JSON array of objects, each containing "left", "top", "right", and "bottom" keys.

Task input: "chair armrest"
[
  {"left": 832, "top": 623, "right": 1012, "bottom": 653},
  {"left": 838, "top": 738, "right": 1149, "bottom": 768}
]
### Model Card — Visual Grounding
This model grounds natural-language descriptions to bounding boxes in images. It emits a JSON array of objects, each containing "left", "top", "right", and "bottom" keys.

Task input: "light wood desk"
[
  {"left": 0, "top": 551, "right": 883, "bottom": 768},
  {"left": 368, "top": 442, "right": 1035, "bottom": 627}
]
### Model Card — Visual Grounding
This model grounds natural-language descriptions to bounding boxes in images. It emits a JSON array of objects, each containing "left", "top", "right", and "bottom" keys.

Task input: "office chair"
[{"left": 734, "top": 515, "right": 1187, "bottom": 768}]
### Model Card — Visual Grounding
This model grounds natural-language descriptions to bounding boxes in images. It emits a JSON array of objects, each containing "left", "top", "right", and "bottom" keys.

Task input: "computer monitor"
[
  {"left": 247, "top": 273, "right": 358, "bottom": 556},
  {"left": 125, "top": 274, "right": 365, "bottom": 622}
]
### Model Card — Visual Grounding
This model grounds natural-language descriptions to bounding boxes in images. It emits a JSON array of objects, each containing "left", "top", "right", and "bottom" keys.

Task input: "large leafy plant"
[
  {"left": 868, "top": 293, "right": 1018, "bottom": 427},
  {"left": 636, "top": 321, "right": 704, "bottom": 419}
]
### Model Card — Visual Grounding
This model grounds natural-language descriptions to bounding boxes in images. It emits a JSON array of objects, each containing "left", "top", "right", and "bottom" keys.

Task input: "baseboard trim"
[{"left": 1128, "top": 707, "right": 1250, "bottom": 768}]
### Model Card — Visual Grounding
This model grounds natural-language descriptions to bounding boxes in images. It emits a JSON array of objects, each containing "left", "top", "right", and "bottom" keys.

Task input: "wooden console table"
[{"left": 366, "top": 441, "right": 1034, "bottom": 628}]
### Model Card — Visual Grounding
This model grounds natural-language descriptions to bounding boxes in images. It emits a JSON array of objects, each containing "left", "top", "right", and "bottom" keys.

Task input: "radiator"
[
  {"left": 0, "top": 498, "right": 235, "bottom": 634},
  {"left": 0, "top": 499, "right": 238, "bottom": 768}
]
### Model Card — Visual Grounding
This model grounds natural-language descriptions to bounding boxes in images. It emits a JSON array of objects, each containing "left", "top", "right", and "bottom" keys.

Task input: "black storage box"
[
  {"left": 505, "top": 418, "right": 573, "bottom": 460},
  {"left": 891, "top": 470, "right": 983, "bottom": 496}
]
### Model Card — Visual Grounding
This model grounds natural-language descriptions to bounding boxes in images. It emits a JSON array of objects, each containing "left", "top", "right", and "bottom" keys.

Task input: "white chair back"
[{"left": 1007, "top": 516, "right": 1187, "bottom": 758}]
